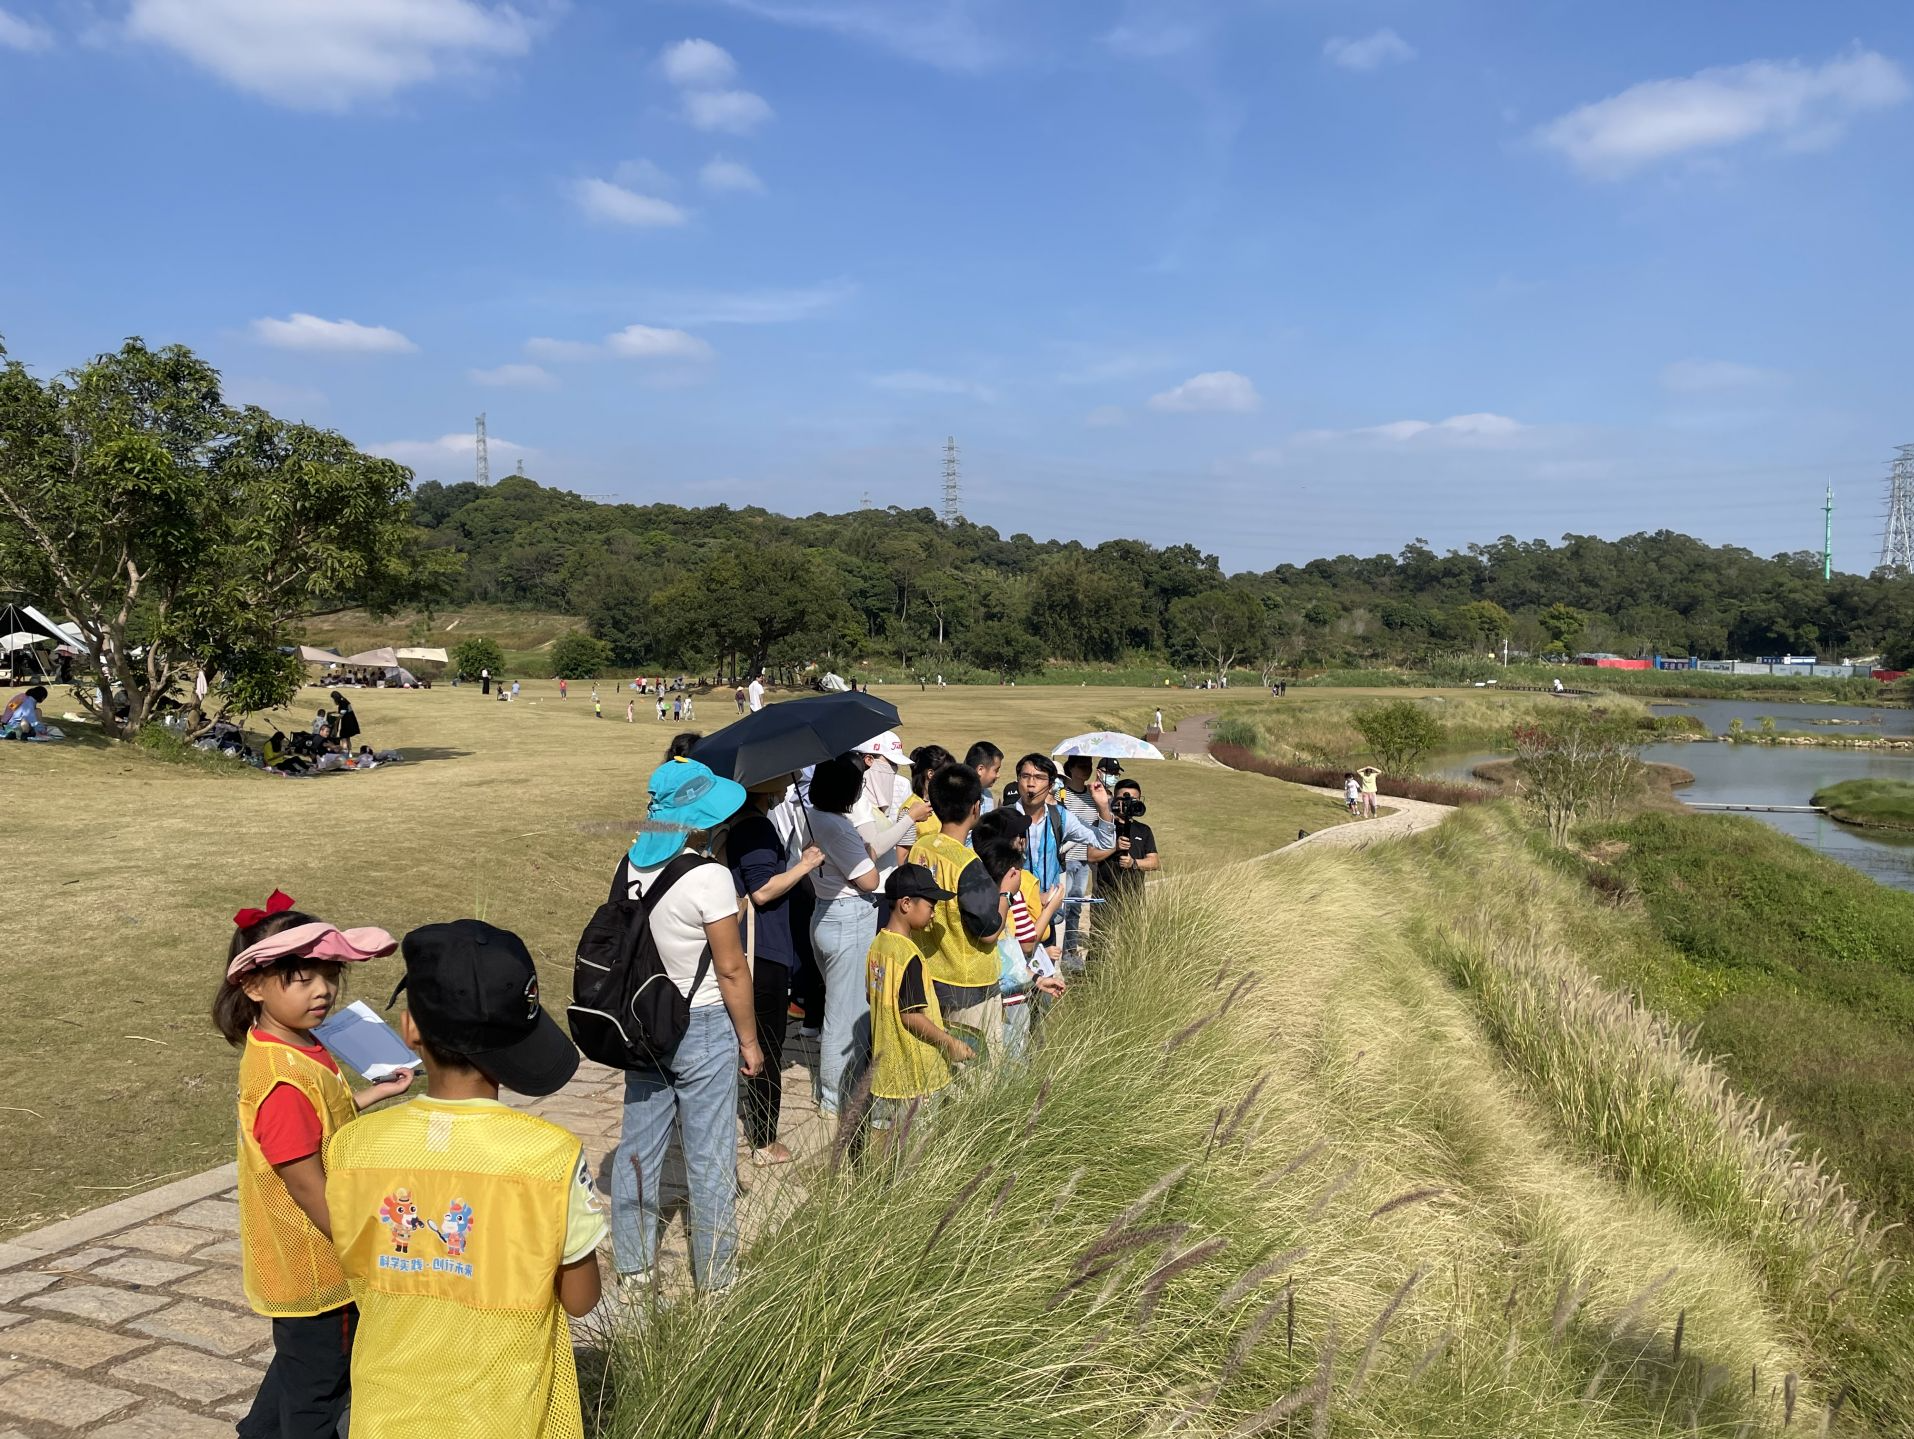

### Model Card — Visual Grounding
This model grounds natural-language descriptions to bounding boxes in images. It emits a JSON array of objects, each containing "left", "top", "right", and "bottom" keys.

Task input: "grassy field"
[
  {"left": 0, "top": 682, "right": 1349, "bottom": 1239},
  {"left": 1813, "top": 778, "right": 1914, "bottom": 830}
]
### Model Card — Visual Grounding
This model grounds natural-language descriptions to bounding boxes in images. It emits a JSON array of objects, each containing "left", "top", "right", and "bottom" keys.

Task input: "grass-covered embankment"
[
  {"left": 600, "top": 830, "right": 1894, "bottom": 1436},
  {"left": 1813, "top": 779, "right": 1914, "bottom": 829},
  {"left": 1294, "top": 664, "right": 1896, "bottom": 704}
]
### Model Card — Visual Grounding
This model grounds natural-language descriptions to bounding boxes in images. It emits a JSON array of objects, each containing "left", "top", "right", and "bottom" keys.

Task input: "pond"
[
  {"left": 1431, "top": 712, "right": 1914, "bottom": 892},
  {"left": 1650, "top": 697, "right": 1914, "bottom": 736}
]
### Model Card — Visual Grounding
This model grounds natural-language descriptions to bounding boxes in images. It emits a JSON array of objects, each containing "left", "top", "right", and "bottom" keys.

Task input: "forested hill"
[{"left": 411, "top": 476, "right": 1914, "bottom": 676}]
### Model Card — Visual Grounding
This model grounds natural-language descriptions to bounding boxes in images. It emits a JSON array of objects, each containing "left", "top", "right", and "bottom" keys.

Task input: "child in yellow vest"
[
  {"left": 325, "top": 920, "right": 605, "bottom": 1439},
  {"left": 905, "top": 763, "right": 1016, "bottom": 1054},
  {"left": 867, "top": 864, "right": 974, "bottom": 1141},
  {"left": 216, "top": 890, "right": 416, "bottom": 1439}
]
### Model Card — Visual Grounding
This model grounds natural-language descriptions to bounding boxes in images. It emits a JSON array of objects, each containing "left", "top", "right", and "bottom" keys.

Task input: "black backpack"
[{"left": 568, "top": 852, "right": 718, "bottom": 1070}]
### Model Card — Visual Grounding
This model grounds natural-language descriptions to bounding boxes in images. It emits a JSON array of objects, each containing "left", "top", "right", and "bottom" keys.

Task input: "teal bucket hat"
[{"left": 629, "top": 757, "right": 748, "bottom": 868}]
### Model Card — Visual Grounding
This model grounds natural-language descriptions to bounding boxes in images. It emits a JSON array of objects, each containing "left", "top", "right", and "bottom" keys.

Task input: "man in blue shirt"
[{"left": 1011, "top": 753, "right": 1114, "bottom": 967}]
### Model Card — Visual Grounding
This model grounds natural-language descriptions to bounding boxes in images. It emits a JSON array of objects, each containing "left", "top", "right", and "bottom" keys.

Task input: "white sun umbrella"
[{"left": 1051, "top": 731, "right": 1166, "bottom": 762}]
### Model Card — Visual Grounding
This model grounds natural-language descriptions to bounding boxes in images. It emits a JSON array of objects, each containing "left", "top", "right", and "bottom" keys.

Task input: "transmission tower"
[
  {"left": 941, "top": 436, "right": 961, "bottom": 525},
  {"left": 475, "top": 413, "right": 490, "bottom": 487},
  {"left": 1881, "top": 445, "right": 1914, "bottom": 575},
  {"left": 1823, "top": 484, "right": 1833, "bottom": 582}
]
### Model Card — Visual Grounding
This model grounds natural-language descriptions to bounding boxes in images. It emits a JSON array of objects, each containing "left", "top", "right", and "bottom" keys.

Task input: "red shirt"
[{"left": 250, "top": 1030, "right": 340, "bottom": 1166}]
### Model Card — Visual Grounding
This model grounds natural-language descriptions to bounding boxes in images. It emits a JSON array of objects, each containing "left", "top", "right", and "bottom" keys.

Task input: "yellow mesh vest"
[
  {"left": 325, "top": 1099, "right": 586, "bottom": 1439},
  {"left": 906, "top": 831, "right": 1000, "bottom": 988},
  {"left": 866, "top": 930, "right": 953, "bottom": 1101},
  {"left": 235, "top": 1035, "right": 357, "bottom": 1317}
]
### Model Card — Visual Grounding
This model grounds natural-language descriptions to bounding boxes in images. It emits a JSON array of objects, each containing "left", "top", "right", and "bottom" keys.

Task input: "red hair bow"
[{"left": 233, "top": 889, "right": 295, "bottom": 929}]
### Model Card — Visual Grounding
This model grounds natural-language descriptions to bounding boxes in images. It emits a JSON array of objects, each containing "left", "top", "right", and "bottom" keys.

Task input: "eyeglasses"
[{"left": 1016, "top": 770, "right": 1049, "bottom": 781}]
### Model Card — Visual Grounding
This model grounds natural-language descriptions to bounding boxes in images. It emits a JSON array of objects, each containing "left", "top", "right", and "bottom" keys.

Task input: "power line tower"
[
  {"left": 514, "top": 457, "right": 525, "bottom": 478},
  {"left": 1881, "top": 445, "right": 1914, "bottom": 575},
  {"left": 475, "top": 413, "right": 490, "bottom": 487},
  {"left": 1823, "top": 484, "right": 1833, "bottom": 582},
  {"left": 941, "top": 436, "right": 961, "bottom": 526}
]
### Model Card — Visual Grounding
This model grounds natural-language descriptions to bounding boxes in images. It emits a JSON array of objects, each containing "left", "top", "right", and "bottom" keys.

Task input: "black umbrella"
[{"left": 689, "top": 691, "right": 901, "bottom": 788}]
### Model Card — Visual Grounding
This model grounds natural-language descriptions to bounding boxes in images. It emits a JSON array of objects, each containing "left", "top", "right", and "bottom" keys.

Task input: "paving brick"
[
  {"left": 23, "top": 1287, "right": 171, "bottom": 1326},
  {"left": 126, "top": 1300, "right": 268, "bottom": 1357},
  {"left": 87, "top": 1402, "right": 235, "bottom": 1438},
  {"left": 189, "top": 1239, "right": 242, "bottom": 1264},
  {"left": 103, "top": 1226, "right": 209, "bottom": 1259},
  {"left": 32, "top": 1248, "right": 121, "bottom": 1276},
  {"left": 108, "top": 1344, "right": 258, "bottom": 1403},
  {"left": 0, "top": 1275, "right": 56, "bottom": 1307},
  {"left": 0, "top": 1319, "right": 150, "bottom": 1369},
  {"left": 167, "top": 1271, "right": 248, "bottom": 1304},
  {"left": 167, "top": 1200, "right": 241, "bottom": 1233},
  {"left": 88, "top": 1258, "right": 200, "bottom": 1289},
  {"left": 0, "top": 1367, "right": 137, "bottom": 1428}
]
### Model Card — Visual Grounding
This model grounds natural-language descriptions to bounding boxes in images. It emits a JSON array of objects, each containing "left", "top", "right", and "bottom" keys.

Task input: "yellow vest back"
[
  {"left": 235, "top": 1035, "right": 357, "bottom": 1317},
  {"left": 325, "top": 1099, "right": 585, "bottom": 1439},
  {"left": 867, "top": 930, "right": 953, "bottom": 1100},
  {"left": 907, "top": 831, "right": 999, "bottom": 988}
]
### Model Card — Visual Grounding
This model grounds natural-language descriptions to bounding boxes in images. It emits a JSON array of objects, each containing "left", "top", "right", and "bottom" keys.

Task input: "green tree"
[
  {"left": 450, "top": 636, "right": 505, "bottom": 681},
  {"left": 0, "top": 336, "right": 448, "bottom": 736},
  {"left": 549, "top": 631, "right": 613, "bottom": 679},
  {"left": 1167, "top": 587, "right": 1263, "bottom": 681},
  {"left": 965, "top": 618, "right": 1044, "bottom": 681},
  {"left": 1350, "top": 700, "right": 1445, "bottom": 775},
  {"left": 1454, "top": 600, "right": 1512, "bottom": 650},
  {"left": 1540, "top": 603, "right": 1586, "bottom": 655}
]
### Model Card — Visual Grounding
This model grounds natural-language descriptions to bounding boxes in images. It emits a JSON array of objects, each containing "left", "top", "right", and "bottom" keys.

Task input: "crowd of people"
[{"left": 215, "top": 719, "right": 1162, "bottom": 1436}]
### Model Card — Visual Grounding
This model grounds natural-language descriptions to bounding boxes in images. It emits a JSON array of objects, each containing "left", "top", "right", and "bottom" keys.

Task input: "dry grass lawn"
[{"left": 0, "top": 681, "right": 1348, "bottom": 1238}]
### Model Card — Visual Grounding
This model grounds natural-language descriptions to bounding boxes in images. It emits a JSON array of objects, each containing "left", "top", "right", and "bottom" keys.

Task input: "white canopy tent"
[
  {"left": 298, "top": 645, "right": 346, "bottom": 666},
  {"left": 338, "top": 646, "right": 399, "bottom": 668},
  {"left": 395, "top": 646, "right": 448, "bottom": 665}
]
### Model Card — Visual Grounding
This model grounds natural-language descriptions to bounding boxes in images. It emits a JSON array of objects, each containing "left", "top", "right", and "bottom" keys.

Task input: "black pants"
[
  {"left": 742, "top": 961, "right": 792, "bottom": 1150},
  {"left": 787, "top": 883, "right": 823, "bottom": 1026},
  {"left": 238, "top": 1304, "right": 356, "bottom": 1439}
]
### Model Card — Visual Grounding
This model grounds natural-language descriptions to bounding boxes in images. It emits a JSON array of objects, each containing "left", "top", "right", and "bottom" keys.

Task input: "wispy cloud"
[
  {"left": 659, "top": 37, "right": 737, "bottom": 87},
  {"left": 697, "top": 0, "right": 1003, "bottom": 72},
  {"left": 1660, "top": 358, "right": 1786, "bottom": 393},
  {"left": 652, "top": 281, "right": 854, "bottom": 325},
  {"left": 1148, "top": 370, "right": 1260, "bottom": 414},
  {"left": 613, "top": 158, "right": 678, "bottom": 193},
  {"left": 682, "top": 88, "right": 774, "bottom": 133},
  {"left": 1054, "top": 344, "right": 1179, "bottom": 385},
  {"left": 700, "top": 156, "right": 766, "bottom": 193},
  {"left": 570, "top": 177, "right": 690, "bottom": 228},
  {"left": 660, "top": 34, "right": 773, "bottom": 133},
  {"left": 0, "top": 7, "right": 54, "bottom": 51},
  {"left": 469, "top": 362, "right": 557, "bottom": 389},
  {"left": 870, "top": 370, "right": 996, "bottom": 401},
  {"left": 526, "top": 326, "right": 715, "bottom": 365},
  {"left": 1296, "top": 413, "right": 1527, "bottom": 445},
  {"left": 124, "top": 0, "right": 538, "bottom": 111},
  {"left": 1535, "top": 48, "right": 1909, "bottom": 179},
  {"left": 373, "top": 431, "right": 532, "bottom": 474},
  {"left": 1324, "top": 29, "right": 1414, "bottom": 73},
  {"left": 250, "top": 313, "right": 417, "bottom": 354}
]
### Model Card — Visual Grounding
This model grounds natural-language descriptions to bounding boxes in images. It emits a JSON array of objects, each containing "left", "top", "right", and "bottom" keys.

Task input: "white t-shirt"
[
  {"left": 747, "top": 678, "right": 765, "bottom": 712},
  {"left": 627, "top": 858, "right": 738, "bottom": 1008},
  {"left": 809, "top": 809, "right": 876, "bottom": 901}
]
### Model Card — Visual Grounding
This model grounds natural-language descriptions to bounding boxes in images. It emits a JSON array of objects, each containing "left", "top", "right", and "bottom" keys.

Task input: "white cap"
[{"left": 853, "top": 730, "right": 909, "bottom": 765}]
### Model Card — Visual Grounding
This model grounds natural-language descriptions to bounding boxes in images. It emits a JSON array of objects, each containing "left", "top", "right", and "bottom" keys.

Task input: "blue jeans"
[
  {"left": 611, "top": 1004, "right": 740, "bottom": 1289},
  {"left": 1061, "top": 861, "right": 1092, "bottom": 958},
  {"left": 811, "top": 894, "right": 876, "bottom": 1114}
]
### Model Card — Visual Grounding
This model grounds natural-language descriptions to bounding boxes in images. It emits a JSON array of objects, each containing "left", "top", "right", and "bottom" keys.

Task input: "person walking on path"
[
  {"left": 480, "top": 667, "right": 491, "bottom": 696},
  {"left": 560, "top": 677, "right": 568, "bottom": 699},
  {"left": 608, "top": 760, "right": 763, "bottom": 1296},
  {"left": 1356, "top": 765, "right": 1381, "bottom": 819},
  {"left": 735, "top": 685, "right": 747, "bottom": 715}
]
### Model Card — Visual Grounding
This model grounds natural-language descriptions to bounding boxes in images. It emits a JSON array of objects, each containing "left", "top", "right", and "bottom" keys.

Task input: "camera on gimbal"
[{"left": 1110, "top": 794, "right": 1146, "bottom": 823}]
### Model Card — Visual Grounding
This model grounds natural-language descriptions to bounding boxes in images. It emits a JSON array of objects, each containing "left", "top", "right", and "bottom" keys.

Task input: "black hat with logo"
[
  {"left": 885, "top": 862, "right": 956, "bottom": 904},
  {"left": 389, "top": 920, "right": 579, "bottom": 1096}
]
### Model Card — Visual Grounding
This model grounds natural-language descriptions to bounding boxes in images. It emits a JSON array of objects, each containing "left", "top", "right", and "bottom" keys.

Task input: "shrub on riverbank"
[{"left": 1813, "top": 778, "right": 1914, "bottom": 829}]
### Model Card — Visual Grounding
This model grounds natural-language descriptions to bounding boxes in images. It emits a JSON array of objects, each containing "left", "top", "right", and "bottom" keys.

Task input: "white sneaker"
[{"left": 615, "top": 1271, "right": 657, "bottom": 1308}]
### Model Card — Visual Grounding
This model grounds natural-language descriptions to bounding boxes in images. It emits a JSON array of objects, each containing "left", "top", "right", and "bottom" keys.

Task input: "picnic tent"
[
  {"left": 819, "top": 671, "right": 851, "bottom": 692},
  {"left": 339, "top": 646, "right": 399, "bottom": 668},
  {"left": 395, "top": 646, "right": 449, "bottom": 666},
  {"left": 298, "top": 645, "right": 346, "bottom": 666}
]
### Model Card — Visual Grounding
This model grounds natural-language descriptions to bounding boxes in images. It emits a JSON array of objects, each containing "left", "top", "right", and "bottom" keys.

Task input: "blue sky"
[{"left": 2, "top": 1, "right": 1911, "bottom": 574}]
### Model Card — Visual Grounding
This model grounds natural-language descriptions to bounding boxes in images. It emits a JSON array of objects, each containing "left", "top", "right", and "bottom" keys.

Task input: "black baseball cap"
[
  {"left": 1096, "top": 758, "right": 1123, "bottom": 776},
  {"left": 388, "top": 920, "right": 579, "bottom": 1097},
  {"left": 885, "top": 863, "right": 955, "bottom": 904}
]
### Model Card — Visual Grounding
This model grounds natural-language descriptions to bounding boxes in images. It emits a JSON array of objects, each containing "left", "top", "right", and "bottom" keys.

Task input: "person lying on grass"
[{"left": 866, "top": 863, "right": 974, "bottom": 1147}]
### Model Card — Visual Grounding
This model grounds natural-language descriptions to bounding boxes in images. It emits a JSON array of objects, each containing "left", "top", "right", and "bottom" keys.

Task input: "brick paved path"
[{"left": 0, "top": 1033, "right": 829, "bottom": 1437}]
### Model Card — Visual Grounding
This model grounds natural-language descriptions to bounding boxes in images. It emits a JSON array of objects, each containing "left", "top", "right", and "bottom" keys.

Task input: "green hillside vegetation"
[{"left": 1812, "top": 779, "right": 1914, "bottom": 830}]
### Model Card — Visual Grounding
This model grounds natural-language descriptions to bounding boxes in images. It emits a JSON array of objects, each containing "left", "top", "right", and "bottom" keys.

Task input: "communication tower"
[
  {"left": 1881, "top": 445, "right": 1914, "bottom": 575},
  {"left": 1823, "top": 485, "right": 1833, "bottom": 582},
  {"left": 475, "top": 413, "right": 490, "bottom": 487},
  {"left": 942, "top": 436, "right": 961, "bottom": 526}
]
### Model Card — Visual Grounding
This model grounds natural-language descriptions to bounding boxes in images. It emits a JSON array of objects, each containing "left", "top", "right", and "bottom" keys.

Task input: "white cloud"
[
  {"left": 469, "top": 362, "right": 557, "bottom": 389},
  {"left": 525, "top": 337, "right": 604, "bottom": 362},
  {"left": 1298, "top": 412, "right": 1527, "bottom": 445},
  {"left": 1535, "top": 48, "right": 1909, "bottom": 179},
  {"left": 250, "top": 313, "right": 417, "bottom": 354},
  {"left": 1085, "top": 405, "right": 1127, "bottom": 429},
  {"left": 373, "top": 431, "right": 532, "bottom": 475},
  {"left": 653, "top": 281, "right": 854, "bottom": 324},
  {"left": 700, "top": 156, "right": 766, "bottom": 193},
  {"left": 660, "top": 37, "right": 736, "bottom": 87},
  {"left": 124, "top": 0, "right": 536, "bottom": 111},
  {"left": 613, "top": 158, "right": 678, "bottom": 193},
  {"left": 0, "top": 7, "right": 54, "bottom": 51},
  {"left": 870, "top": 370, "right": 996, "bottom": 401},
  {"left": 1324, "top": 29, "right": 1414, "bottom": 73},
  {"left": 1147, "top": 370, "right": 1260, "bottom": 414},
  {"left": 1660, "top": 358, "right": 1786, "bottom": 393},
  {"left": 605, "top": 325, "right": 715, "bottom": 362},
  {"left": 571, "top": 177, "right": 690, "bottom": 228},
  {"left": 698, "top": 0, "right": 1001, "bottom": 72},
  {"left": 682, "top": 87, "right": 774, "bottom": 134}
]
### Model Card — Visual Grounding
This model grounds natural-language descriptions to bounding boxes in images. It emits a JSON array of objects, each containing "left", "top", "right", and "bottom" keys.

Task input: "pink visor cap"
[
  {"left": 227, "top": 921, "right": 398, "bottom": 982},
  {"left": 853, "top": 730, "right": 909, "bottom": 766}
]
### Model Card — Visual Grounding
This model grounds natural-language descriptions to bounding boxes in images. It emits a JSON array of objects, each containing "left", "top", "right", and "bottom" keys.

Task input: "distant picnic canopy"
[
  {"left": 394, "top": 646, "right": 449, "bottom": 665},
  {"left": 298, "top": 644, "right": 346, "bottom": 665},
  {"left": 338, "top": 646, "right": 398, "bottom": 668}
]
